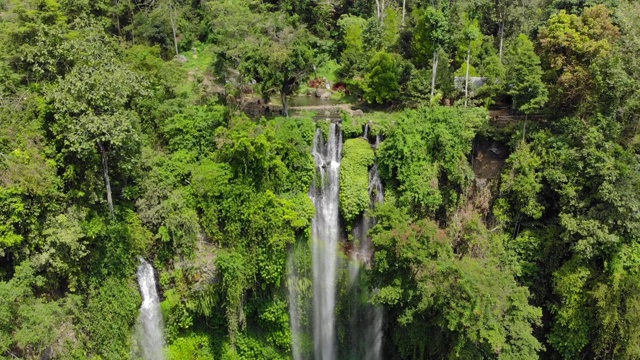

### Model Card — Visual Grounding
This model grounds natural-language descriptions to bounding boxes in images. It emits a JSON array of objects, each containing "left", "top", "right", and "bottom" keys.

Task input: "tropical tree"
[
  {"left": 338, "top": 14, "right": 368, "bottom": 78},
  {"left": 504, "top": 34, "right": 548, "bottom": 139},
  {"left": 538, "top": 5, "right": 619, "bottom": 113},
  {"left": 363, "top": 51, "right": 401, "bottom": 104},
  {"left": 413, "top": 6, "right": 449, "bottom": 101},
  {"left": 239, "top": 16, "right": 316, "bottom": 116},
  {"left": 48, "top": 58, "right": 145, "bottom": 215},
  {"left": 459, "top": 15, "right": 482, "bottom": 107}
]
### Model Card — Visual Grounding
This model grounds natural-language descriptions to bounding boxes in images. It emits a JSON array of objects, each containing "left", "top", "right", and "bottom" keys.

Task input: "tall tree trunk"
[
  {"left": 499, "top": 19, "right": 505, "bottom": 61},
  {"left": 464, "top": 42, "right": 471, "bottom": 108},
  {"left": 402, "top": 0, "right": 406, "bottom": 27},
  {"left": 376, "top": 0, "right": 386, "bottom": 22},
  {"left": 97, "top": 142, "right": 114, "bottom": 217},
  {"left": 169, "top": 3, "right": 178, "bottom": 56},
  {"left": 430, "top": 50, "right": 439, "bottom": 101},
  {"left": 281, "top": 93, "right": 289, "bottom": 117}
]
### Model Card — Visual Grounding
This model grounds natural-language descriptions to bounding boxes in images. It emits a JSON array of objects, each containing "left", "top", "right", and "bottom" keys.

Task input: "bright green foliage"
[
  {"left": 475, "top": 53, "right": 506, "bottom": 106},
  {"left": 0, "top": 97, "right": 61, "bottom": 261},
  {"left": 0, "top": 261, "right": 67, "bottom": 359},
  {"left": 79, "top": 276, "right": 139, "bottom": 358},
  {"left": 226, "top": 334, "right": 286, "bottom": 360},
  {"left": 216, "top": 249, "right": 251, "bottom": 349},
  {"left": 338, "top": 15, "right": 367, "bottom": 77},
  {"left": 35, "top": 207, "right": 89, "bottom": 292},
  {"left": 370, "top": 206, "right": 542, "bottom": 359},
  {"left": 186, "top": 115, "right": 315, "bottom": 356},
  {"left": 168, "top": 333, "right": 215, "bottom": 360},
  {"left": 495, "top": 142, "right": 544, "bottom": 221},
  {"left": 505, "top": 34, "right": 548, "bottom": 114},
  {"left": 339, "top": 114, "right": 368, "bottom": 138},
  {"left": 382, "top": 7, "right": 400, "bottom": 49},
  {"left": 495, "top": 114, "right": 640, "bottom": 358},
  {"left": 48, "top": 54, "right": 146, "bottom": 214},
  {"left": 163, "top": 105, "right": 226, "bottom": 154},
  {"left": 363, "top": 51, "right": 401, "bottom": 104},
  {"left": 548, "top": 259, "right": 592, "bottom": 358},
  {"left": 339, "top": 138, "right": 375, "bottom": 226},
  {"left": 378, "top": 106, "right": 487, "bottom": 216},
  {"left": 2, "top": 0, "right": 640, "bottom": 358},
  {"left": 456, "top": 14, "right": 482, "bottom": 66},
  {"left": 258, "top": 299, "right": 291, "bottom": 351},
  {"left": 413, "top": 7, "right": 449, "bottom": 66},
  {"left": 5, "top": 0, "right": 70, "bottom": 81},
  {"left": 135, "top": 149, "right": 200, "bottom": 258}
]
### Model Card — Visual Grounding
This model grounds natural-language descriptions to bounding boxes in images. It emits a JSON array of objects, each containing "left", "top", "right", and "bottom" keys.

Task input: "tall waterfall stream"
[
  {"left": 135, "top": 258, "right": 165, "bottom": 360},
  {"left": 288, "top": 123, "right": 383, "bottom": 360}
]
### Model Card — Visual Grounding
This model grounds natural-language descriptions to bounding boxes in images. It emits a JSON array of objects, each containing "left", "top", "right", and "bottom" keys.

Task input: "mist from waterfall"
[{"left": 135, "top": 258, "right": 165, "bottom": 360}]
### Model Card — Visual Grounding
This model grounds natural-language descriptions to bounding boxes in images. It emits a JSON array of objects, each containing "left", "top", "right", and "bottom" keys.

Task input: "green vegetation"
[
  {"left": 0, "top": 0, "right": 639, "bottom": 359},
  {"left": 339, "top": 138, "right": 375, "bottom": 226}
]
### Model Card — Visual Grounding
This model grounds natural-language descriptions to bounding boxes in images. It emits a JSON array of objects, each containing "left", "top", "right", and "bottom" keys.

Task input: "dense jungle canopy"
[{"left": 1, "top": 0, "right": 640, "bottom": 359}]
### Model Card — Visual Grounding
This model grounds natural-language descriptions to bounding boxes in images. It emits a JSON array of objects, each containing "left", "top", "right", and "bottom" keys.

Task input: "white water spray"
[{"left": 310, "top": 123, "right": 342, "bottom": 360}]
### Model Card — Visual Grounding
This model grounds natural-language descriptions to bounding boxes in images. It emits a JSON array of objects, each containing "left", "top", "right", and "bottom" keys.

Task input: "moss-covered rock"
[{"left": 339, "top": 138, "right": 375, "bottom": 227}]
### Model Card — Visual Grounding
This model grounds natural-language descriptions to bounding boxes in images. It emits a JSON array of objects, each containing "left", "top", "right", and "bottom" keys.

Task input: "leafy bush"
[
  {"left": 168, "top": 333, "right": 215, "bottom": 360},
  {"left": 339, "top": 138, "right": 375, "bottom": 226},
  {"left": 80, "top": 277, "right": 139, "bottom": 358},
  {"left": 378, "top": 106, "right": 487, "bottom": 216}
]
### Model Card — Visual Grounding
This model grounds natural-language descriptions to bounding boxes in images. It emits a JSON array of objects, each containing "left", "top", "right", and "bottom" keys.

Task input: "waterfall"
[
  {"left": 310, "top": 123, "right": 342, "bottom": 360},
  {"left": 350, "top": 164, "right": 385, "bottom": 360},
  {"left": 288, "top": 251, "right": 303, "bottom": 360},
  {"left": 350, "top": 162, "right": 384, "bottom": 272},
  {"left": 374, "top": 134, "right": 381, "bottom": 150},
  {"left": 363, "top": 163, "right": 384, "bottom": 261},
  {"left": 135, "top": 258, "right": 165, "bottom": 360},
  {"left": 364, "top": 305, "right": 383, "bottom": 360},
  {"left": 348, "top": 133, "right": 385, "bottom": 360}
]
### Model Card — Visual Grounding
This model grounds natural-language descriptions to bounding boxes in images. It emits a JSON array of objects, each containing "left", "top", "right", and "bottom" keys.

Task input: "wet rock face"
[
  {"left": 488, "top": 141, "right": 508, "bottom": 159},
  {"left": 472, "top": 137, "right": 509, "bottom": 179}
]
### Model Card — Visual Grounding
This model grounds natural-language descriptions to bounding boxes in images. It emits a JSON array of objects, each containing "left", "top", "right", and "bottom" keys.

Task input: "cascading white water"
[
  {"left": 135, "top": 258, "right": 165, "bottom": 360},
  {"left": 288, "top": 251, "right": 303, "bottom": 360},
  {"left": 310, "top": 123, "right": 342, "bottom": 360}
]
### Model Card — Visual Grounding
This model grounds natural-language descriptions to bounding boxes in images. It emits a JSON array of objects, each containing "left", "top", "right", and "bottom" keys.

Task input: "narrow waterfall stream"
[
  {"left": 310, "top": 123, "right": 342, "bottom": 360},
  {"left": 367, "top": 135, "right": 384, "bottom": 360},
  {"left": 135, "top": 258, "right": 165, "bottom": 360},
  {"left": 288, "top": 250, "right": 304, "bottom": 360},
  {"left": 349, "top": 132, "right": 384, "bottom": 360}
]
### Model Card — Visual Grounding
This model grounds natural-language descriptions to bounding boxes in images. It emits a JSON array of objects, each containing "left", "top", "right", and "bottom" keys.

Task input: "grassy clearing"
[{"left": 178, "top": 43, "right": 214, "bottom": 73}]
